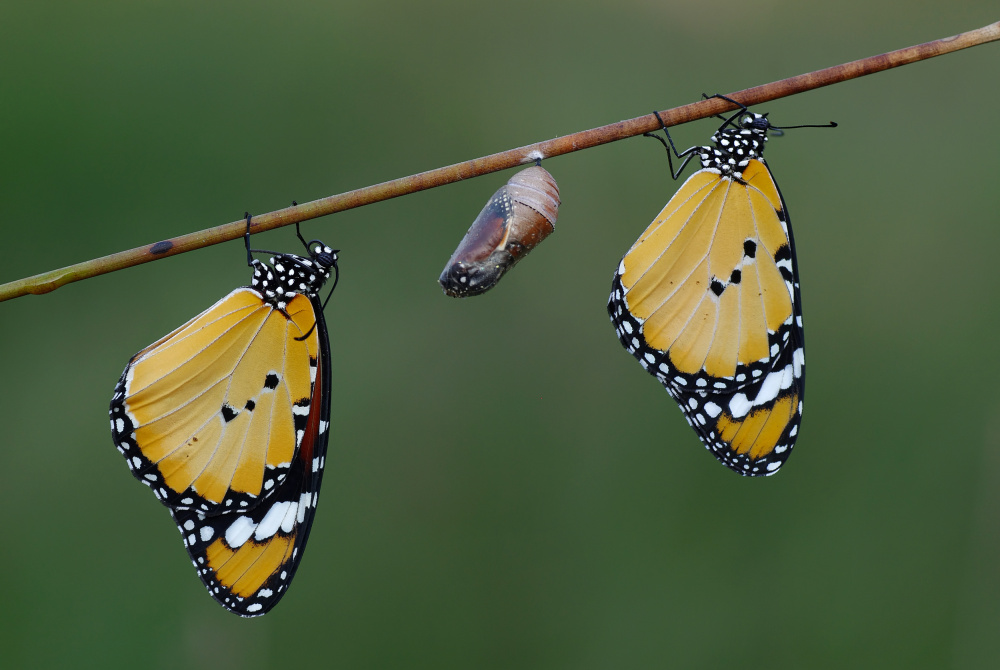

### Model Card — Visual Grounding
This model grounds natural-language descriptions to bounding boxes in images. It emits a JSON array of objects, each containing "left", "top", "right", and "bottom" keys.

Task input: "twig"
[{"left": 2, "top": 20, "right": 998, "bottom": 303}]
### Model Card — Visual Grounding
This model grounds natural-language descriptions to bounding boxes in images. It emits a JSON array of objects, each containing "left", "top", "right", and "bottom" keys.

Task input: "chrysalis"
[{"left": 439, "top": 165, "right": 560, "bottom": 297}]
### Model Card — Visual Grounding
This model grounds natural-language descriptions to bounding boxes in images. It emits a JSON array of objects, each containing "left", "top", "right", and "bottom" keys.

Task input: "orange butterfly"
[
  {"left": 110, "top": 216, "right": 338, "bottom": 615},
  {"left": 609, "top": 96, "right": 833, "bottom": 476}
]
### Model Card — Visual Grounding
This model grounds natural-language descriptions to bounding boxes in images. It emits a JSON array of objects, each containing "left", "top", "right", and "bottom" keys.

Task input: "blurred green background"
[{"left": 2, "top": 2, "right": 999, "bottom": 668}]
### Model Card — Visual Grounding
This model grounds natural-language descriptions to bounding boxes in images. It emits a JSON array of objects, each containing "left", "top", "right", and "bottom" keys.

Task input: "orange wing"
[
  {"left": 110, "top": 287, "right": 320, "bottom": 513},
  {"left": 609, "top": 159, "right": 804, "bottom": 476}
]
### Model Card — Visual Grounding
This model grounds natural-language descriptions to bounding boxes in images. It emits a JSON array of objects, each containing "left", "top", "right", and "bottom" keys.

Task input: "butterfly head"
[
  {"left": 736, "top": 112, "right": 772, "bottom": 133},
  {"left": 304, "top": 241, "right": 339, "bottom": 276}
]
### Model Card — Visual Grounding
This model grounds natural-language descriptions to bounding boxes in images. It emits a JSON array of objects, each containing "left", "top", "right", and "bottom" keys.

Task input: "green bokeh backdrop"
[{"left": 2, "top": 2, "right": 999, "bottom": 668}]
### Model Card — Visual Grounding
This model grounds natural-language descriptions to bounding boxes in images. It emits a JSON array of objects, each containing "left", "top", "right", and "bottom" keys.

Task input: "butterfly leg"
[
  {"left": 643, "top": 110, "right": 700, "bottom": 180},
  {"left": 244, "top": 211, "right": 286, "bottom": 259},
  {"left": 700, "top": 93, "right": 731, "bottom": 121},
  {"left": 244, "top": 212, "right": 255, "bottom": 267},
  {"left": 289, "top": 202, "right": 333, "bottom": 260},
  {"left": 702, "top": 94, "right": 753, "bottom": 133},
  {"left": 287, "top": 202, "right": 314, "bottom": 253}
]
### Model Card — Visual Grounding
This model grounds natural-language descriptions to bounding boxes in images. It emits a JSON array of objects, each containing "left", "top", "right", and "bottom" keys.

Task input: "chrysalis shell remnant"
[{"left": 439, "top": 165, "right": 560, "bottom": 297}]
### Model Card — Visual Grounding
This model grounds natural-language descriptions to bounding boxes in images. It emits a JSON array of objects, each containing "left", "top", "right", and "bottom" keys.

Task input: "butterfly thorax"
[
  {"left": 698, "top": 115, "right": 769, "bottom": 181},
  {"left": 251, "top": 245, "right": 337, "bottom": 310}
]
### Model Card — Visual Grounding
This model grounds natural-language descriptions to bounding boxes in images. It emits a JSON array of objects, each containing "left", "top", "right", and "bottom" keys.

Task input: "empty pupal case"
[{"left": 439, "top": 165, "right": 560, "bottom": 297}]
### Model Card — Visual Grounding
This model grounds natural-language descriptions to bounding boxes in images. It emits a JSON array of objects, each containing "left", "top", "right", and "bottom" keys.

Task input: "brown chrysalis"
[{"left": 439, "top": 165, "right": 560, "bottom": 297}]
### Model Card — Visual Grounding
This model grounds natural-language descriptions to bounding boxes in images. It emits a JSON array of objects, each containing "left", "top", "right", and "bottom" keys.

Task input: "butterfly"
[
  {"left": 608, "top": 95, "right": 833, "bottom": 476},
  {"left": 109, "top": 214, "right": 339, "bottom": 616}
]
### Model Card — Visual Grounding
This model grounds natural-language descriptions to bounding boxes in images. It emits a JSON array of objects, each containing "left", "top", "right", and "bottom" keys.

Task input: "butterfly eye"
[{"left": 439, "top": 165, "right": 560, "bottom": 297}]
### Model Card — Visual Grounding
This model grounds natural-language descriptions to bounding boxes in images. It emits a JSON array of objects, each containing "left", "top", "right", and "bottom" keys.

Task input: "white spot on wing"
[
  {"left": 225, "top": 516, "right": 256, "bottom": 548},
  {"left": 280, "top": 502, "right": 298, "bottom": 533},
  {"left": 729, "top": 394, "right": 751, "bottom": 418},
  {"left": 780, "top": 364, "right": 794, "bottom": 390},
  {"left": 254, "top": 502, "right": 290, "bottom": 541},
  {"left": 754, "top": 370, "right": 783, "bottom": 406}
]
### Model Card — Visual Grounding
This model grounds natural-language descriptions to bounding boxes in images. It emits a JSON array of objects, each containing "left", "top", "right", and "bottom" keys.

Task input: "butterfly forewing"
[{"left": 111, "top": 288, "right": 318, "bottom": 513}]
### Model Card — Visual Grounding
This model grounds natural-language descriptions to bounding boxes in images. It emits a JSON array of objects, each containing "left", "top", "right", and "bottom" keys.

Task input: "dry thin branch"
[{"left": 2, "top": 20, "right": 998, "bottom": 303}]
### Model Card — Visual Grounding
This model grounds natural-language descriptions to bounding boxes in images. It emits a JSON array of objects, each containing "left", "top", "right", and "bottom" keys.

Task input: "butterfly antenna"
[{"left": 769, "top": 121, "right": 838, "bottom": 130}]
